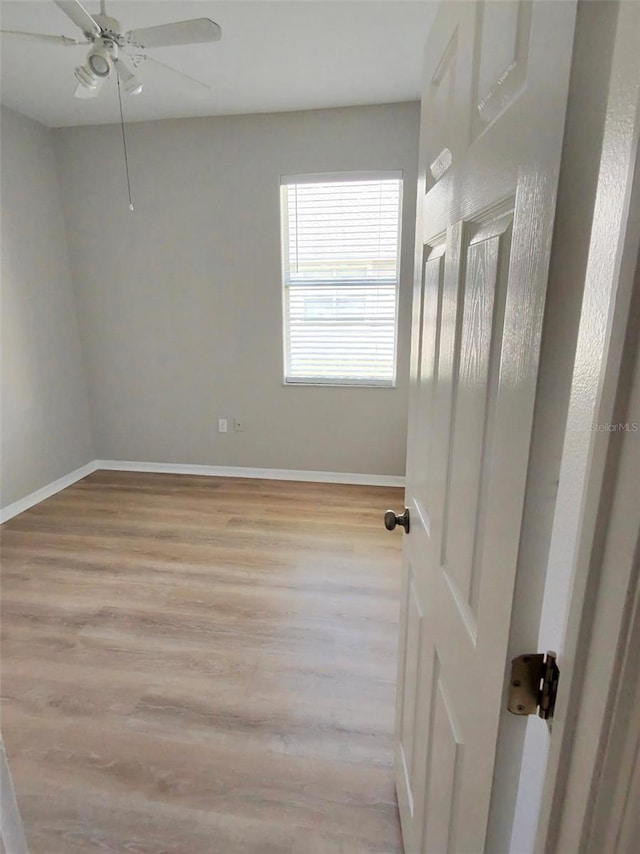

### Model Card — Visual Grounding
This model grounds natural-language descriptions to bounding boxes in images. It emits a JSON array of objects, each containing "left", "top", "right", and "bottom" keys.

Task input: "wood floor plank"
[{"left": 1, "top": 472, "right": 404, "bottom": 852}]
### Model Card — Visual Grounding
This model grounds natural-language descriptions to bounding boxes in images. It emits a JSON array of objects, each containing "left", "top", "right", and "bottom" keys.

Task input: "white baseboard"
[
  {"left": 0, "top": 460, "right": 404, "bottom": 524},
  {"left": 96, "top": 459, "right": 405, "bottom": 488},
  {"left": 0, "top": 460, "right": 98, "bottom": 524}
]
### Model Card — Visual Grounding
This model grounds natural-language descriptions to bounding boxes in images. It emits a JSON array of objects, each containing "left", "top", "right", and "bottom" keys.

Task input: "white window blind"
[{"left": 281, "top": 173, "right": 402, "bottom": 386}]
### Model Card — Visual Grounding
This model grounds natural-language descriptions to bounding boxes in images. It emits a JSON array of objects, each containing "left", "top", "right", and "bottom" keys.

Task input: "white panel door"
[{"left": 394, "top": 2, "right": 577, "bottom": 852}]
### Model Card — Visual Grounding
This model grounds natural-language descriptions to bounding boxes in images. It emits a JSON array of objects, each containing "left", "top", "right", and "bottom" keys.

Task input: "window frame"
[{"left": 280, "top": 170, "right": 403, "bottom": 389}]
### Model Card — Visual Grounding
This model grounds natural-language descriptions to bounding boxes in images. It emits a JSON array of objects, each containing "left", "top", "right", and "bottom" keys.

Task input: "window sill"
[{"left": 282, "top": 381, "right": 397, "bottom": 389}]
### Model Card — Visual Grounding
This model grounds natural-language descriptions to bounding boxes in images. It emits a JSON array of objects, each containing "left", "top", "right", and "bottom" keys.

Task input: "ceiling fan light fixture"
[
  {"left": 74, "top": 63, "right": 98, "bottom": 90},
  {"left": 88, "top": 53, "right": 109, "bottom": 76},
  {"left": 87, "top": 42, "right": 113, "bottom": 77},
  {"left": 124, "top": 78, "right": 143, "bottom": 96}
]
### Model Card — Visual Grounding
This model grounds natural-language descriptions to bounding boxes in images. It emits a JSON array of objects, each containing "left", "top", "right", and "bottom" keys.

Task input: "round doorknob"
[{"left": 384, "top": 508, "right": 410, "bottom": 533}]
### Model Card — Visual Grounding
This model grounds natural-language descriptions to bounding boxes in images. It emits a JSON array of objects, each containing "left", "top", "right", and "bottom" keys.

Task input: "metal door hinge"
[{"left": 508, "top": 652, "right": 559, "bottom": 721}]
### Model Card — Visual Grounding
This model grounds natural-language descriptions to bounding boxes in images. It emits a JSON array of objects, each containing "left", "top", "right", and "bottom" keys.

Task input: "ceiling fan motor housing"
[{"left": 93, "top": 15, "right": 124, "bottom": 46}]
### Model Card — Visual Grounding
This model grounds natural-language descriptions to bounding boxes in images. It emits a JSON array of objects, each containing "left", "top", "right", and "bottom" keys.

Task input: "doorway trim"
[{"left": 520, "top": 3, "right": 640, "bottom": 849}]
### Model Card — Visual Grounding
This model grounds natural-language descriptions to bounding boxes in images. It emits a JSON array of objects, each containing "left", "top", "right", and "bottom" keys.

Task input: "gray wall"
[
  {"left": 55, "top": 102, "right": 419, "bottom": 476},
  {"left": 1, "top": 106, "right": 94, "bottom": 508}
]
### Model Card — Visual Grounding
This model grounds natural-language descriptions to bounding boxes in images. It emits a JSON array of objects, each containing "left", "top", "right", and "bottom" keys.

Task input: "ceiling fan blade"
[
  {"left": 114, "top": 56, "right": 143, "bottom": 96},
  {"left": 74, "top": 75, "right": 104, "bottom": 99},
  {"left": 53, "top": 0, "right": 100, "bottom": 39},
  {"left": 0, "top": 29, "right": 86, "bottom": 46},
  {"left": 126, "top": 18, "right": 221, "bottom": 49},
  {"left": 140, "top": 54, "right": 211, "bottom": 92}
]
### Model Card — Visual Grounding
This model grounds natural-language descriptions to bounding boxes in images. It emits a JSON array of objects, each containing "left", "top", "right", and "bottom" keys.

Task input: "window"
[{"left": 281, "top": 172, "right": 403, "bottom": 386}]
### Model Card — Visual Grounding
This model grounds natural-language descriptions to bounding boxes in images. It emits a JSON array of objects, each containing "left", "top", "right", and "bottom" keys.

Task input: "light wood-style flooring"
[{"left": 1, "top": 472, "right": 404, "bottom": 853}]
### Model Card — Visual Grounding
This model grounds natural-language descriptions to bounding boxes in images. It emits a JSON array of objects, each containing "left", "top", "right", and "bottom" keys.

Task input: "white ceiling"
[{"left": 0, "top": 1, "right": 435, "bottom": 127}]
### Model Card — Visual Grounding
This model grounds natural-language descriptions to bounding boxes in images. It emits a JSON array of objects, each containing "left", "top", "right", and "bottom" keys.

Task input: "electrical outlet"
[
  {"left": 218, "top": 418, "right": 228, "bottom": 433},
  {"left": 233, "top": 418, "right": 245, "bottom": 432}
]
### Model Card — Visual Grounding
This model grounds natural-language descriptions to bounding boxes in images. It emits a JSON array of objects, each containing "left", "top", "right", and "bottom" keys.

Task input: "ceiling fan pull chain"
[{"left": 116, "top": 73, "right": 134, "bottom": 211}]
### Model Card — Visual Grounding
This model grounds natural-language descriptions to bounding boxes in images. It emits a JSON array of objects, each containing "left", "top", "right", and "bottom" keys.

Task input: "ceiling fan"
[{"left": 1, "top": 0, "right": 221, "bottom": 99}]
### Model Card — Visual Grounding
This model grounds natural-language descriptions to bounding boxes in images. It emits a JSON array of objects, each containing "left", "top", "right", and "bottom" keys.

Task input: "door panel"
[
  {"left": 422, "top": 666, "right": 464, "bottom": 854},
  {"left": 411, "top": 243, "right": 446, "bottom": 517},
  {"left": 395, "top": 1, "right": 577, "bottom": 851},
  {"left": 443, "top": 211, "right": 513, "bottom": 616},
  {"left": 399, "top": 569, "right": 424, "bottom": 793},
  {"left": 472, "top": 0, "right": 532, "bottom": 131},
  {"left": 423, "top": 6, "right": 473, "bottom": 193}
]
